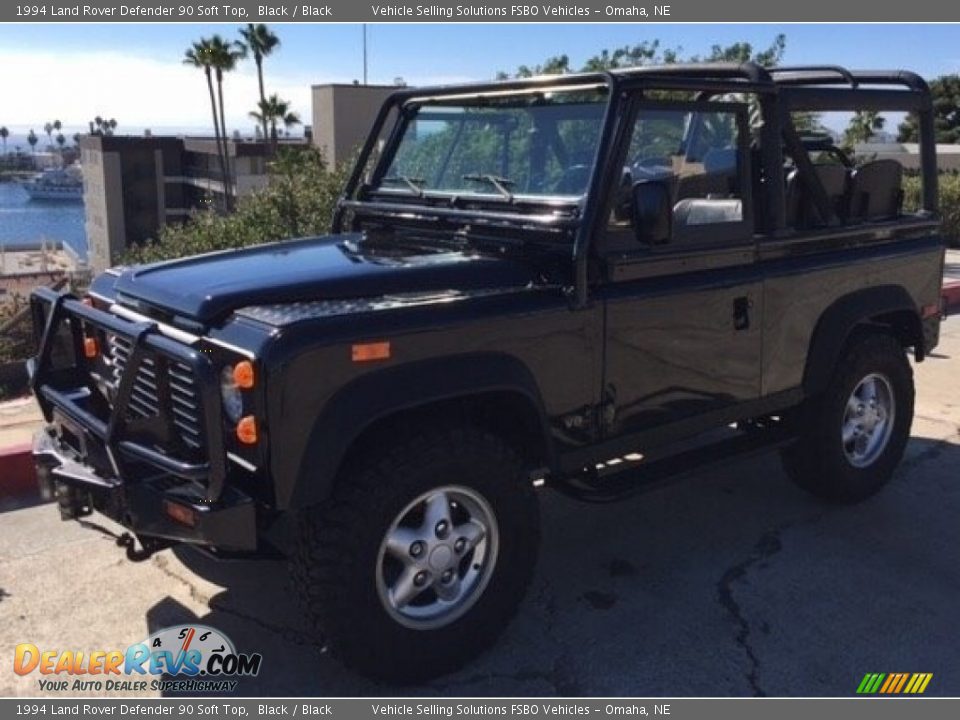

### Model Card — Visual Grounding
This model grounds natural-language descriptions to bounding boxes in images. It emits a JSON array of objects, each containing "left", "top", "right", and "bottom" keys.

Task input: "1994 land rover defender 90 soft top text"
[{"left": 30, "top": 63, "right": 946, "bottom": 682}]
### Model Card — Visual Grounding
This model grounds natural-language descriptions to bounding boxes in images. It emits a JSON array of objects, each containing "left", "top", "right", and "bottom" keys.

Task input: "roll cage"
[{"left": 333, "top": 62, "right": 939, "bottom": 308}]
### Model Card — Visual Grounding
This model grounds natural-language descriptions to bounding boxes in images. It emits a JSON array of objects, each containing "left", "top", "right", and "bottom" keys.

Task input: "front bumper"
[{"left": 33, "top": 427, "right": 257, "bottom": 552}]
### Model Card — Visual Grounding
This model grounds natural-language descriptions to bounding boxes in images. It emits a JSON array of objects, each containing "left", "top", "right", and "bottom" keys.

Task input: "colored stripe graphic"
[
  {"left": 879, "top": 674, "right": 896, "bottom": 694},
  {"left": 893, "top": 673, "right": 910, "bottom": 694},
  {"left": 857, "top": 673, "right": 933, "bottom": 694},
  {"left": 856, "top": 673, "right": 886, "bottom": 694}
]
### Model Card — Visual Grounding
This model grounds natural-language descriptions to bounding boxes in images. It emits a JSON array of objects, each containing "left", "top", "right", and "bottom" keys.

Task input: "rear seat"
[
  {"left": 785, "top": 163, "right": 850, "bottom": 227},
  {"left": 848, "top": 159, "right": 904, "bottom": 221}
]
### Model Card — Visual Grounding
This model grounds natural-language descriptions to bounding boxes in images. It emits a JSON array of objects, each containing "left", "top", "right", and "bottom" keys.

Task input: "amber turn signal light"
[
  {"left": 233, "top": 360, "right": 255, "bottom": 389},
  {"left": 164, "top": 500, "right": 196, "bottom": 527},
  {"left": 236, "top": 415, "right": 258, "bottom": 445},
  {"left": 83, "top": 337, "right": 99, "bottom": 359},
  {"left": 352, "top": 341, "right": 391, "bottom": 363}
]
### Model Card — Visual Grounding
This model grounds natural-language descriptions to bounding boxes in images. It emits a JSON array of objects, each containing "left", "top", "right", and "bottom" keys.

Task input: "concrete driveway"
[{"left": 2, "top": 319, "right": 958, "bottom": 698}]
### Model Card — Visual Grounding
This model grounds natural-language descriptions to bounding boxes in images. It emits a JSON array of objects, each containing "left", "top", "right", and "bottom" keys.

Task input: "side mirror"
[{"left": 631, "top": 181, "right": 672, "bottom": 245}]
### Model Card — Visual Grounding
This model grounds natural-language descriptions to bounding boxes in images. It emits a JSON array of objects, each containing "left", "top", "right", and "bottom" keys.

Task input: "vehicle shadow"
[{"left": 147, "top": 432, "right": 960, "bottom": 697}]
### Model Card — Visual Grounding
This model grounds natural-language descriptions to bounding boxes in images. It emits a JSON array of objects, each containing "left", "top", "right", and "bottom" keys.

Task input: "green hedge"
[
  {"left": 0, "top": 296, "right": 34, "bottom": 395},
  {"left": 903, "top": 172, "right": 960, "bottom": 247},
  {"left": 124, "top": 146, "right": 351, "bottom": 264}
]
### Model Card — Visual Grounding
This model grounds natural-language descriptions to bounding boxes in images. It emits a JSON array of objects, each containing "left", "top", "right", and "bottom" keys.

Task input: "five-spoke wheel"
[
  {"left": 841, "top": 372, "right": 896, "bottom": 468},
  {"left": 377, "top": 486, "right": 499, "bottom": 629}
]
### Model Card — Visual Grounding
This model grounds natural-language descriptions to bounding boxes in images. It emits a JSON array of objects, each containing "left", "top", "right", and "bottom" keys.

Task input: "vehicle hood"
[{"left": 112, "top": 234, "right": 539, "bottom": 324}]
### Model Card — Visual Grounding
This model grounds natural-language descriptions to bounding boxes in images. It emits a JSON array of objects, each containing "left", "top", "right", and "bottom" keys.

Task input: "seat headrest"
[{"left": 673, "top": 198, "right": 743, "bottom": 227}]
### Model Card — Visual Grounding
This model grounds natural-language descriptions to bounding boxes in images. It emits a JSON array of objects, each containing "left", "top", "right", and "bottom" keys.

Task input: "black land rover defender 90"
[{"left": 29, "top": 64, "right": 946, "bottom": 682}]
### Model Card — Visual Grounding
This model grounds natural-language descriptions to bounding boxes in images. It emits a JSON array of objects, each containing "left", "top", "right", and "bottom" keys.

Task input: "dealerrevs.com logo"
[{"left": 14, "top": 625, "right": 263, "bottom": 693}]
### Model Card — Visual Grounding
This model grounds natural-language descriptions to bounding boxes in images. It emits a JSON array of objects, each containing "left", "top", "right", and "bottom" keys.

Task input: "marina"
[{"left": 0, "top": 179, "right": 87, "bottom": 267}]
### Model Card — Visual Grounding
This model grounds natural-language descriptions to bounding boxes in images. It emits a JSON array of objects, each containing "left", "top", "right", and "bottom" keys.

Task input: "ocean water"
[{"left": 0, "top": 181, "right": 87, "bottom": 260}]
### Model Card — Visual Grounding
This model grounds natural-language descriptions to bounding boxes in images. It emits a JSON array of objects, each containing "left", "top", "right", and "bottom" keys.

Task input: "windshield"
[{"left": 377, "top": 87, "right": 608, "bottom": 199}]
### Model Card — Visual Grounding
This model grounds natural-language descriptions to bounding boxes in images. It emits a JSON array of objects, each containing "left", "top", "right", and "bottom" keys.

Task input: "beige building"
[
  {"left": 311, "top": 83, "right": 400, "bottom": 166},
  {"left": 80, "top": 84, "right": 402, "bottom": 273},
  {"left": 81, "top": 135, "right": 282, "bottom": 272},
  {"left": 0, "top": 243, "right": 80, "bottom": 306}
]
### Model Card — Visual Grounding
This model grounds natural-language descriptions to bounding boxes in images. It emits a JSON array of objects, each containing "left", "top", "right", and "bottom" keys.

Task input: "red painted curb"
[
  {"left": 0, "top": 442, "right": 37, "bottom": 500},
  {"left": 943, "top": 280, "right": 960, "bottom": 314}
]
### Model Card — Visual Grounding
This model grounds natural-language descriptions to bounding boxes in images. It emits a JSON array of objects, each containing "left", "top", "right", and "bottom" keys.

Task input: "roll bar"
[{"left": 333, "top": 62, "right": 940, "bottom": 309}]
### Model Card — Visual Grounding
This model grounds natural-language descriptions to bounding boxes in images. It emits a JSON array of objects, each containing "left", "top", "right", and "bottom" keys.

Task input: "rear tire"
[
  {"left": 290, "top": 421, "right": 539, "bottom": 683},
  {"left": 781, "top": 331, "right": 914, "bottom": 503}
]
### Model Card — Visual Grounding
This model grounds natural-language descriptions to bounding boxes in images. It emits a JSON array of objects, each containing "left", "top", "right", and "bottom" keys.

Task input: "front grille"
[{"left": 108, "top": 334, "right": 205, "bottom": 450}]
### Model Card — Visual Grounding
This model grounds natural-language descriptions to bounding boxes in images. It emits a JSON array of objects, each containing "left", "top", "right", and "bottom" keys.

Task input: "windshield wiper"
[
  {"left": 381, "top": 175, "right": 426, "bottom": 196},
  {"left": 463, "top": 173, "right": 515, "bottom": 202}
]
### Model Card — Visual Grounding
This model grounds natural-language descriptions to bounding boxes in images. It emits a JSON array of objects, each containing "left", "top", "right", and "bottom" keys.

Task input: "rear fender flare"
[{"left": 802, "top": 284, "right": 920, "bottom": 396}]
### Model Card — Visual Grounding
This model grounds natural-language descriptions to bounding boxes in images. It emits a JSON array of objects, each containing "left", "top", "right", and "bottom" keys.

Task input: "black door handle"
[{"left": 733, "top": 296, "right": 751, "bottom": 331}]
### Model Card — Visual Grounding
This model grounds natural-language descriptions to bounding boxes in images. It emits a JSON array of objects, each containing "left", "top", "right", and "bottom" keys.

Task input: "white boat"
[{"left": 20, "top": 166, "right": 83, "bottom": 202}]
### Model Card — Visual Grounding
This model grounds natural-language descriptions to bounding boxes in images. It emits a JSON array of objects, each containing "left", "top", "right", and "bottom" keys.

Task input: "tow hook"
[{"left": 116, "top": 532, "right": 172, "bottom": 562}]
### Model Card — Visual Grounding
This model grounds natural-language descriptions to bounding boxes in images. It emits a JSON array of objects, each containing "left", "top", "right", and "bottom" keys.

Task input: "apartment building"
[{"left": 81, "top": 135, "right": 280, "bottom": 272}]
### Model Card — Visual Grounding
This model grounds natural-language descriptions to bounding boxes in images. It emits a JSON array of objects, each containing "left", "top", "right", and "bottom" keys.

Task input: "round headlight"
[{"left": 220, "top": 366, "right": 244, "bottom": 422}]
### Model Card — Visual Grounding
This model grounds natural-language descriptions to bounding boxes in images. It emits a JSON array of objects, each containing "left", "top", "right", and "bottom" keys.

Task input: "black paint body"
[{"left": 28, "top": 64, "right": 946, "bottom": 554}]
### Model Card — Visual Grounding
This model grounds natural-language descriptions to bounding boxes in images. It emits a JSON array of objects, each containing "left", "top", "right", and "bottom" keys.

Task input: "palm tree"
[
  {"left": 249, "top": 94, "right": 300, "bottom": 154},
  {"left": 208, "top": 35, "right": 246, "bottom": 206},
  {"left": 238, "top": 24, "right": 280, "bottom": 144},
  {"left": 53, "top": 119, "right": 62, "bottom": 136},
  {"left": 185, "top": 38, "right": 229, "bottom": 211},
  {"left": 43, "top": 122, "right": 54, "bottom": 149},
  {"left": 27, "top": 129, "right": 38, "bottom": 154},
  {"left": 72, "top": 133, "right": 81, "bottom": 146},
  {"left": 0, "top": 126, "right": 8, "bottom": 154},
  {"left": 844, "top": 111, "right": 886, "bottom": 150},
  {"left": 56, "top": 133, "right": 66, "bottom": 150},
  {"left": 88, "top": 117, "right": 116, "bottom": 137}
]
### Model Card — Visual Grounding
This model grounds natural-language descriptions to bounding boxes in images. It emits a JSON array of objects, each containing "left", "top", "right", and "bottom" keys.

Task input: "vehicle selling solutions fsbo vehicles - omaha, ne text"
[{"left": 29, "top": 63, "right": 946, "bottom": 681}]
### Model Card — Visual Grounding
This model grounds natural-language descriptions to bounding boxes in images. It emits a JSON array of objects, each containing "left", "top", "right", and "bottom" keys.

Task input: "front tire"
[
  {"left": 291, "top": 421, "right": 539, "bottom": 683},
  {"left": 781, "top": 331, "right": 914, "bottom": 503}
]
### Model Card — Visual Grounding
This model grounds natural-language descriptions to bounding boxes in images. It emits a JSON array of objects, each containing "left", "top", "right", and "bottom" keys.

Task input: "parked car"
[{"left": 29, "top": 63, "right": 946, "bottom": 682}]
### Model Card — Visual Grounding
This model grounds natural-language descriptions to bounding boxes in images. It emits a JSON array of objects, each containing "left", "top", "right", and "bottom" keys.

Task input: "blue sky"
[{"left": 0, "top": 23, "right": 957, "bottom": 135}]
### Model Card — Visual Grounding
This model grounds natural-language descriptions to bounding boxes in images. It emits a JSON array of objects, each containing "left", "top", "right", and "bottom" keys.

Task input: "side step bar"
[{"left": 548, "top": 426, "right": 796, "bottom": 503}]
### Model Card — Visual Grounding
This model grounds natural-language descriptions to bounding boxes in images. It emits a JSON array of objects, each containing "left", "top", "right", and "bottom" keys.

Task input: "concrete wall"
[
  {"left": 311, "top": 84, "right": 398, "bottom": 167},
  {"left": 854, "top": 143, "right": 960, "bottom": 172},
  {"left": 81, "top": 140, "right": 127, "bottom": 274}
]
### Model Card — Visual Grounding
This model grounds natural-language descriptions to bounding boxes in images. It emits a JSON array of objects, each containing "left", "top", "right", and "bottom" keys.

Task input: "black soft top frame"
[{"left": 333, "top": 62, "right": 939, "bottom": 307}]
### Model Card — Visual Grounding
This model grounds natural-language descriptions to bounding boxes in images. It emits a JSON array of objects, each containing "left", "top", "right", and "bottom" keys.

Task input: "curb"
[
  {"left": 943, "top": 280, "right": 960, "bottom": 315},
  {"left": 0, "top": 441, "right": 37, "bottom": 501}
]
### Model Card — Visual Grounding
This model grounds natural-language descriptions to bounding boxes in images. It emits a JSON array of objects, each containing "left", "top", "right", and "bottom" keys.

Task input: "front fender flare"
[{"left": 282, "top": 352, "right": 553, "bottom": 511}]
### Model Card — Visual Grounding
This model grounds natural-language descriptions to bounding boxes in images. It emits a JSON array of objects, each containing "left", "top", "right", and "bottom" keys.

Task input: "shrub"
[
  {"left": 903, "top": 172, "right": 960, "bottom": 247},
  {"left": 0, "top": 294, "right": 35, "bottom": 397},
  {"left": 124, "top": 146, "right": 352, "bottom": 264}
]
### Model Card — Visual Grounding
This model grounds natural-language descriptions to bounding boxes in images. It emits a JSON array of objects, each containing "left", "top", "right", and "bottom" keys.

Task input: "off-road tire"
[
  {"left": 781, "top": 330, "right": 914, "bottom": 503},
  {"left": 290, "top": 421, "right": 539, "bottom": 683}
]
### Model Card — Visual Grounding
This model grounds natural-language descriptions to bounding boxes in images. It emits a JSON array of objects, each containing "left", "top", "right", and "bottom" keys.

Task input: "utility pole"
[{"left": 363, "top": 24, "right": 368, "bottom": 85}]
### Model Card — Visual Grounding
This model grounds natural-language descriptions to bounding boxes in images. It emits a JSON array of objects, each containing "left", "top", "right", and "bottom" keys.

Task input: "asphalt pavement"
[{"left": 2, "top": 318, "right": 959, "bottom": 698}]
